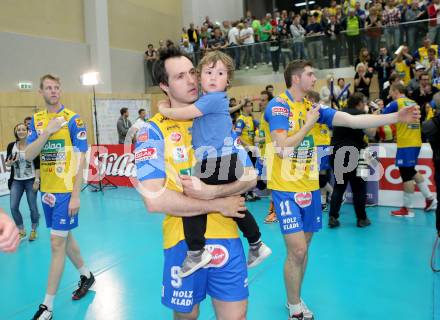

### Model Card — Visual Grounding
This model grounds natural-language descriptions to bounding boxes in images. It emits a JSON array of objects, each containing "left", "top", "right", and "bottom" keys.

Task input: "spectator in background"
[
  {"left": 426, "top": 48, "right": 440, "bottom": 81},
  {"left": 306, "top": 13, "right": 323, "bottom": 69},
  {"left": 180, "top": 38, "right": 194, "bottom": 61},
  {"left": 405, "top": 0, "right": 424, "bottom": 52},
  {"left": 209, "top": 26, "right": 228, "bottom": 51},
  {"left": 187, "top": 23, "right": 199, "bottom": 51},
  {"left": 6, "top": 123, "right": 40, "bottom": 241},
  {"left": 337, "top": 77, "right": 351, "bottom": 109},
  {"left": 325, "top": 14, "right": 342, "bottom": 68},
  {"left": 279, "top": 24, "right": 293, "bottom": 70},
  {"left": 365, "top": 7, "right": 383, "bottom": 55},
  {"left": 117, "top": 107, "right": 132, "bottom": 144},
  {"left": 320, "top": 74, "right": 341, "bottom": 107},
  {"left": 145, "top": 43, "right": 158, "bottom": 86},
  {"left": 382, "top": 0, "right": 401, "bottom": 52},
  {"left": 428, "top": 0, "right": 440, "bottom": 45},
  {"left": 133, "top": 108, "right": 148, "bottom": 131},
  {"left": 355, "top": 48, "right": 375, "bottom": 72},
  {"left": 158, "top": 39, "right": 166, "bottom": 50},
  {"left": 239, "top": 22, "right": 257, "bottom": 70},
  {"left": 354, "top": 63, "right": 373, "bottom": 98},
  {"left": 374, "top": 98, "right": 397, "bottom": 142},
  {"left": 355, "top": 1, "right": 367, "bottom": 22},
  {"left": 375, "top": 47, "right": 394, "bottom": 95},
  {"left": 381, "top": 72, "right": 401, "bottom": 105},
  {"left": 24, "top": 116, "right": 32, "bottom": 128},
  {"left": 260, "top": 18, "right": 273, "bottom": 65},
  {"left": 228, "top": 21, "right": 241, "bottom": 70},
  {"left": 391, "top": 45, "right": 413, "bottom": 86},
  {"left": 342, "top": 8, "right": 363, "bottom": 66},
  {"left": 407, "top": 63, "right": 426, "bottom": 97},
  {"left": 290, "top": 14, "right": 307, "bottom": 60},
  {"left": 414, "top": 37, "right": 440, "bottom": 66},
  {"left": 269, "top": 26, "right": 281, "bottom": 73},
  {"left": 412, "top": 71, "right": 439, "bottom": 122},
  {"left": 265, "top": 84, "right": 274, "bottom": 100}
]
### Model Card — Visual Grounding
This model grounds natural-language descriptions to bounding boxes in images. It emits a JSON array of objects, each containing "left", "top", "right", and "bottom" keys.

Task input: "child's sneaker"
[
  {"left": 248, "top": 242, "right": 272, "bottom": 268},
  {"left": 19, "top": 230, "right": 26, "bottom": 241},
  {"left": 29, "top": 230, "right": 38, "bottom": 241},
  {"left": 178, "top": 248, "right": 212, "bottom": 278}
]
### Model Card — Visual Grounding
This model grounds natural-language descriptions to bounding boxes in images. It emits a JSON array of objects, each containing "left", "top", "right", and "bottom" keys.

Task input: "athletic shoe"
[
  {"left": 328, "top": 216, "right": 340, "bottom": 228},
  {"left": 29, "top": 230, "right": 37, "bottom": 241},
  {"left": 264, "top": 212, "right": 278, "bottom": 223},
  {"left": 285, "top": 300, "right": 314, "bottom": 320},
  {"left": 72, "top": 273, "right": 95, "bottom": 300},
  {"left": 32, "top": 304, "right": 53, "bottom": 320},
  {"left": 245, "top": 193, "right": 256, "bottom": 202},
  {"left": 300, "top": 299, "right": 314, "bottom": 320},
  {"left": 251, "top": 192, "right": 261, "bottom": 201},
  {"left": 19, "top": 230, "right": 26, "bottom": 241},
  {"left": 248, "top": 242, "right": 272, "bottom": 268},
  {"left": 390, "top": 207, "right": 415, "bottom": 218},
  {"left": 424, "top": 198, "right": 437, "bottom": 212},
  {"left": 178, "top": 249, "right": 212, "bottom": 278},
  {"left": 357, "top": 218, "right": 371, "bottom": 228},
  {"left": 288, "top": 312, "right": 304, "bottom": 320}
]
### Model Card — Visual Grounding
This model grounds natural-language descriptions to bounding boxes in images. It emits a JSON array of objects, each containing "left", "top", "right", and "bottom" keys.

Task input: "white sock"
[
  {"left": 416, "top": 181, "right": 433, "bottom": 200},
  {"left": 321, "top": 194, "right": 326, "bottom": 205},
  {"left": 403, "top": 192, "right": 412, "bottom": 209},
  {"left": 78, "top": 265, "right": 91, "bottom": 278},
  {"left": 288, "top": 302, "right": 302, "bottom": 316},
  {"left": 43, "top": 294, "right": 55, "bottom": 310}
]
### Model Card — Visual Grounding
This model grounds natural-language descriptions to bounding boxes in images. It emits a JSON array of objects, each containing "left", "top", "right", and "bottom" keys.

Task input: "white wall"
[
  {"left": 0, "top": 31, "right": 146, "bottom": 93},
  {"left": 182, "top": 0, "right": 244, "bottom": 27}
]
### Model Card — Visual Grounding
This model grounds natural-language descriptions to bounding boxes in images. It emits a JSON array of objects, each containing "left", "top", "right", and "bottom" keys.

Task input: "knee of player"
[
  {"left": 287, "top": 245, "right": 308, "bottom": 263},
  {"left": 50, "top": 236, "right": 67, "bottom": 252},
  {"left": 174, "top": 308, "right": 199, "bottom": 320}
]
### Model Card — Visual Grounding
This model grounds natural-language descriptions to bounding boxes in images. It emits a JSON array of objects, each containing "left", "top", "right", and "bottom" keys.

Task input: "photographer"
[
  {"left": 328, "top": 93, "right": 376, "bottom": 228},
  {"left": 423, "top": 92, "right": 440, "bottom": 237}
]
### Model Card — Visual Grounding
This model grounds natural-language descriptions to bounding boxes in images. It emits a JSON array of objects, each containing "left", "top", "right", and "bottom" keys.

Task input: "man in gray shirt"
[{"left": 117, "top": 107, "right": 132, "bottom": 144}]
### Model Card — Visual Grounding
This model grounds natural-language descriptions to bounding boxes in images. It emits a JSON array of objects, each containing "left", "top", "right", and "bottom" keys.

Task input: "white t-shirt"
[
  {"left": 240, "top": 27, "right": 255, "bottom": 44},
  {"left": 228, "top": 27, "right": 239, "bottom": 45},
  {"left": 12, "top": 143, "right": 35, "bottom": 180},
  {"left": 133, "top": 117, "right": 147, "bottom": 131}
]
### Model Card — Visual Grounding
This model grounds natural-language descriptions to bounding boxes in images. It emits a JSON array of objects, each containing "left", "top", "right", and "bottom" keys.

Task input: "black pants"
[
  {"left": 434, "top": 158, "right": 440, "bottom": 234},
  {"left": 329, "top": 154, "right": 367, "bottom": 220},
  {"left": 183, "top": 153, "right": 261, "bottom": 251}
]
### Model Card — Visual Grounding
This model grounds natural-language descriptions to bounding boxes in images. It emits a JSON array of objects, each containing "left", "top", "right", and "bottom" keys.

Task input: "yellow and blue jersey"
[
  {"left": 383, "top": 97, "right": 421, "bottom": 167},
  {"left": 394, "top": 59, "right": 411, "bottom": 86},
  {"left": 235, "top": 114, "right": 255, "bottom": 146},
  {"left": 135, "top": 113, "right": 253, "bottom": 249},
  {"left": 263, "top": 90, "right": 336, "bottom": 192},
  {"left": 27, "top": 106, "right": 88, "bottom": 193}
]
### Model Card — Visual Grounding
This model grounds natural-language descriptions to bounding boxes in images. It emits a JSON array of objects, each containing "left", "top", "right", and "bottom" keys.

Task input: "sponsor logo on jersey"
[
  {"left": 42, "top": 140, "right": 65, "bottom": 162},
  {"left": 172, "top": 146, "right": 188, "bottom": 163},
  {"left": 77, "top": 131, "right": 87, "bottom": 140},
  {"left": 294, "top": 192, "right": 312, "bottom": 208},
  {"left": 75, "top": 118, "right": 84, "bottom": 128},
  {"left": 205, "top": 244, "right": 229, "bottom": 268},
  {"left": 272, "top": 106, "right": 289, "bottom": 117},
  {"left": 42, "top": 193, "right": 56, "bottom": 207},
  {"left": 170, "top": 132, "right": 182, "bottom": 143},
  {"left": 135, "top": 148, "right": 158, "bottom": 162}
]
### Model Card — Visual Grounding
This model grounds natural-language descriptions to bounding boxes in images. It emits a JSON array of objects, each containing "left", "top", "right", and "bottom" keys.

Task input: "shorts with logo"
[
  {"left": 395, "top": 147, "right": 420, "bottom": 167},
  {"left": 272, "top": 190, "right": 322, "bottom": 234},
  {"left": 162, "top": 238, "right": 248, "bottom": 313},
  {"left": 41, "top": 192, "right": 78, "bottom": 231},
  {"left": 317, "top": 146, "right": 332, "bottom": 171}
]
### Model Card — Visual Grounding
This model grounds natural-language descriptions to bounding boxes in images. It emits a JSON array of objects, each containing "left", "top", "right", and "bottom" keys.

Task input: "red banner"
[{"left": 87, "top": 144, "right": 137, "bottom": 187}]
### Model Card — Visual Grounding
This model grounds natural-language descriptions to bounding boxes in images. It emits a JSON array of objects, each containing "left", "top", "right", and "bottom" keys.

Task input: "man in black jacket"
[{"left": 324, "top": 15, "right": 342, "bottom": 68}]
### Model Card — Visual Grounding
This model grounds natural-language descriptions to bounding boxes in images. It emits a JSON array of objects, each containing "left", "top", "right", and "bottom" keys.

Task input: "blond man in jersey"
[
  {"left": 26, "top": 75, "right": 94, "bottom": 320},
  {"left": 262, "top": 60, "right": 420, "bottom": 319}
]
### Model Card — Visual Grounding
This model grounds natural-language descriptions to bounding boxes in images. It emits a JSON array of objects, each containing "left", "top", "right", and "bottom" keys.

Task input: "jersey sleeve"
[
  {"left": 27, "top": 117, "right": 38, "bottom": 144},
  {"left": 382, "top": 101, "right": 398, "bottom": 114},
  {"left": 318, "top": 105, "right": 337, "bottom": 127},
  {"left": 135, "top": 122, "right": 166, "bottom": 181},
  {"left": 265, "top": 97, "right": 290, "bottom": 132},
  {"left": 68, "top": 115, "right": 88, "bottom": 152},
  {"left": 194, "top": 94, "right": 223, "bottom": 115},
  {"left": 235, "top": 119, "right": 245, "bottom": 135}
]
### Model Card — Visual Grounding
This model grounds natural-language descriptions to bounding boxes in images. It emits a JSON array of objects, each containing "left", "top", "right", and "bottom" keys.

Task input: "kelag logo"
[{"left": 43, "top": 140, "right": 65, "bottom": 152}]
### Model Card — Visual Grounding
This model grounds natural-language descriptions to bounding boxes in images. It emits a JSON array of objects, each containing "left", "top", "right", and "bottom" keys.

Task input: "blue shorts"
[
  {"left": 272, "top": 190, "right": 322, "bottom": 234},
  {"left": 317, "top": 146, "right": 331, "bottom": 171},
  {"left": 41, "top": 193, "right": 78, "bottom": 231},
  {"left": 396, "top": 147, "right": 420, "bottom": 167},
  {"left": 162, "top": 238, "right": 248, "bottom": 313}
]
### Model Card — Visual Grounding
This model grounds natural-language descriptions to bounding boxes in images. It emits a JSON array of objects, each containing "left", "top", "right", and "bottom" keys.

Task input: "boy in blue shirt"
[{"left": 159, "top": 51, "right": 271, "bottom": 278}]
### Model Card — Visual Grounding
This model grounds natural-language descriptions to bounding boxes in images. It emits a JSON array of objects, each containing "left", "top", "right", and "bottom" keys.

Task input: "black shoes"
[
  {"left": 357, "top": 218, "right": 371, "bottom": 228},
  {"left": 328, "top": 216, "right": 340, "bottom": 228},
  {"left": 72, "top": 273, "right": 95, "bottom": 300}
]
